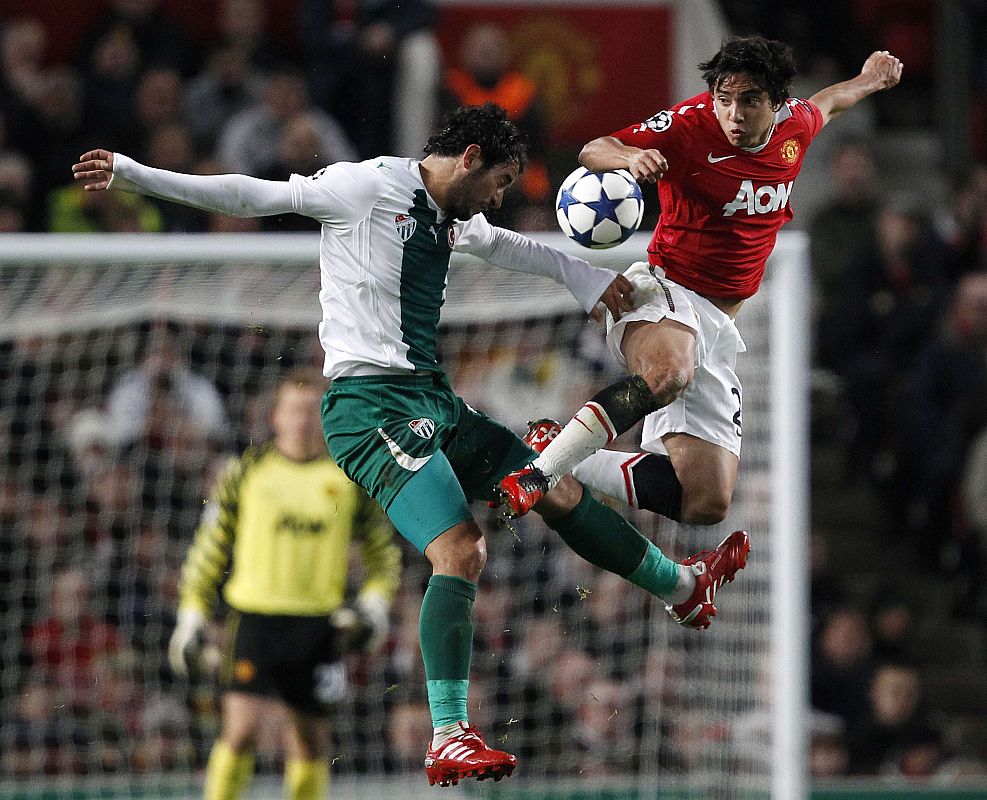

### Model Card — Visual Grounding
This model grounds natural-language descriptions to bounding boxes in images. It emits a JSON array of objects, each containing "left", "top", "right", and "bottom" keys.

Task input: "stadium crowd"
[{"left": 2, "top": 0, "right": 987, "bottom": 788}]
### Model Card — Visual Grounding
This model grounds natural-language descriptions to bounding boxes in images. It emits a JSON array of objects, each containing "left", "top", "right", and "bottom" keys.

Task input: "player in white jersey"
[{"left": 73, "top": 103, "right": 751, "bottom": 787}]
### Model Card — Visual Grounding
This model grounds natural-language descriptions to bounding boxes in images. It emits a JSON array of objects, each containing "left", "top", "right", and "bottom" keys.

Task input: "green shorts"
[{"left": 321, "top": 372, "right": 534, "bottom": 552}]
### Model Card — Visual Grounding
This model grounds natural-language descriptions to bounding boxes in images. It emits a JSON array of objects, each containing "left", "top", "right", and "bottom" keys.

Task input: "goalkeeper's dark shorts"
[
  {"left": 222, "top": 611, "right": 346, "bottom": 715},
  {"left": 322, "top": 372, "right": 535, "bottom": 552}
]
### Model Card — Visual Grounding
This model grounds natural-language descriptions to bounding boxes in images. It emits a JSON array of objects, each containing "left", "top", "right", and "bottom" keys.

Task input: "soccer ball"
[{"left": 556, "top": 167, "right": 644, "bottom": 249}]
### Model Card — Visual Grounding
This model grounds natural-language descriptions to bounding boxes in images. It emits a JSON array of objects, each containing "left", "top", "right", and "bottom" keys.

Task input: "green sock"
[
  {"left": 420, "top": 574, "right": 476, "bottom": 728},
  {"left": 547, "top": 490, "right": 680, "bottom": 597}
]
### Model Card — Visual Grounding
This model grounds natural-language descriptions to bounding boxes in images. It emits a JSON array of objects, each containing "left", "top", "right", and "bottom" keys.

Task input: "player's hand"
[
  {"left": 72, "top": 149, "right": 115, "bottom": 191},
  {"left": 168, "top": 607, "right": 208, "bottom": 677},
  {"left": 861, "top": 51, "right": 903, "bottom": 91},
  {"left": 626, "top": 148, "right": 667, "bottom": 183},
  {"left": 331, "top": 593, "right": 390, "bottom": 654},
  {"left": 596, "top": 274, "right": 636, "bottom": 321}
]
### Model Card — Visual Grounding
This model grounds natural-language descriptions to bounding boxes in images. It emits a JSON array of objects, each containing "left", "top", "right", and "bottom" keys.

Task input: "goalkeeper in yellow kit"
[{"left": 168, "top": 367, "right": 401, "bottom": 800}]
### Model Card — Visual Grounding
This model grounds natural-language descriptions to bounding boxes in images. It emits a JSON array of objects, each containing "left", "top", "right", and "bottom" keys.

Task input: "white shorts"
[{"left": 605, "top": 262, "right": 747, "bottom": 458}]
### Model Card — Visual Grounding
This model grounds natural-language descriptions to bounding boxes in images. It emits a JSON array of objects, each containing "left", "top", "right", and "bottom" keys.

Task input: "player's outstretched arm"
[
  {"left": 73, "top": 149, "right": 116, "bottom": 191},
  {"left": 810, "top": 51, "right": 903, "bottom": 127},
  {"left": 456, "top": 217, "right": 636, "bottom": 320},
  {"left": 579, "top": 136, "right": 667, "bottom": 184},
  {"left": 72, "top": 149, "right": 296, "bottom": 218}
]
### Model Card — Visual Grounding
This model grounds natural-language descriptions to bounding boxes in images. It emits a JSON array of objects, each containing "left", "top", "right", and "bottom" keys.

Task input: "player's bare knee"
[
  {"left": 638, "top": 361, "right": 693, "bottom": 406},
  {"left": 535, "top": 475, "right": 583, "bottom": 520},
  {"left": 442, "top": 538, "right": 486, "bottom": 582},
  {"left": 681, "top": 492, "right": 730, "bottom": 526},
  {"left": 426, "top": 524, "right": 487, "bottom": 581}
]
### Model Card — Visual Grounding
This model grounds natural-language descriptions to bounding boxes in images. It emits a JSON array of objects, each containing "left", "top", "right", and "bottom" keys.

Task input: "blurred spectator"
[
  {"left": 130, "top": 695, "right": 196, "bottom": 773},
  {"left": 76, "top": 0, "right": 198, "bottom": 79},
  {"left": 27, "top": 69, "right": 90, "bottom": 229},
  {"left": 0, "top": 152, "right": 31, "bottom": 231},
  {"left": 25, "top": 565, "right": 122, "bottom": 705},
  {"left": 936, "top": 164, "right": 987, "bottom": 275},
  {"left": 385, "top": 699, "right": 432, "bottom": 773},
  {"left": 214, "top": 0, "right": 286, "bottom": 74},
  {"left": 257, "top": 113, "right": 329, "bottom": 232},
  {"left": 216, "top": 68, "right": 356, "bottom": 176},
  {"left": 811, "top": 607, "right": 876, "bottom": 729},
  {"left": 440, "top": 23, "right": 551, "bottom": 230},
  {"left": 810, "top": 532, "right": 847, "bottom": 637},
  {"left": 47, "top": 180, "right": 164, "bottom": 233},
  {"left": 183, "top": 43, "right": 265, "bottom": 153},
  {"left": 573, "top": 678, "right": 635, "bottom": 776},
  {"left": 868, "top": 589, "right": 916, "bottom": 663},
  {"left": 298, "top": 0, "right": 439, "bottom": 159},
  {"left": 2, "top": 675, "right": 91, "bottom": 777},
  {"left": 898, "top": 273, "right": 987, "bottom": 564},
  {"left": 960, "top": 425, "right": 987, "bottom": 618},
  {"left": 816, "top": 196, "right": 950, "bottom": 486},
  {"left": 850, "top": 0, "right": 934, "bottom": 127},
  {"left": 582, "top": 571, "right": 648, "bottom": 679},
  {"left": 809, "top": 139, "right": 880, "bottom": 321},
  {"left": 142, "top": 124, "right": 210, "bottom": 231},
  {"left": 79, "top": 24, "right": 142, "bottom": 148},
  {"left": 508, "top": 616, "right": 565, "bottom": 683},
  {"left": 0, "top": 18, "right": 46, "bottom": 155},
  {"left": 105, "top": 321, "right": 229, "bottom": 448},
  {"left": 848, "top": 663, "right": 941, "bottom": 775},
  {"left": 121, "top": 67, "right": 185, "bottom": 159},
  {"left": 810, "top": 711, "right": 851, "bottom": 778}
]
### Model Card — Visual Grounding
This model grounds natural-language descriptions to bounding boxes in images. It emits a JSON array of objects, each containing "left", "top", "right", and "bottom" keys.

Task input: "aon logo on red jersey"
[{"left": 722, "top": 180, "right": 794, "bottom": 217}]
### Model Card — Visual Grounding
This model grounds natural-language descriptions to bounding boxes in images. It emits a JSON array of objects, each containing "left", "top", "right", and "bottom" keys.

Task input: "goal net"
[{"left": 0, "top": 232, "right": 809, "bottom": 800}]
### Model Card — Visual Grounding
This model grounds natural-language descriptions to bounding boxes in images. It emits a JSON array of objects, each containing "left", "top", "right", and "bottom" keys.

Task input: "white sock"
[
  {"left": 666, "top": 565, "right": 696, "bottom": 604},
  {"left": 534, "top": 402, "right": 617, "bottom": 485},
  {"left": 571, "top": 450, "right": 649, "bottom": 508},
  {"left": 432, "top": 721, "right": 465, "bottom": 749}
]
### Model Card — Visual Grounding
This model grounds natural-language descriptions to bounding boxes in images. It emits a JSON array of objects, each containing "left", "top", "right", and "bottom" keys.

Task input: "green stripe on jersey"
[{"left": 399, "top": 190, "right": 455, "bottom": 373}]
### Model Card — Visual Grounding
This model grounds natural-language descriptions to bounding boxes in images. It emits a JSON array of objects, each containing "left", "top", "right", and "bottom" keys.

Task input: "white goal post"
[{"left": 0, "top": 231, "right": 809, "bottom": 800}]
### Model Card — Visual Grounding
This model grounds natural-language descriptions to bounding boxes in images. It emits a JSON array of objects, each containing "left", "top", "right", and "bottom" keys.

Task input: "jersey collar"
[
  {"left": 413, "top": 161, "right": 449, "bottom": 222},
  {"left": 740, "top": 102, "right": 794, "bottom": 154}
]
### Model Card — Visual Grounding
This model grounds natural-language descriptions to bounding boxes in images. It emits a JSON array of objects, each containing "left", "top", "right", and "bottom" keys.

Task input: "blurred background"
[{"left": 1, "top": 0, "right": 987, "bottom": 796}]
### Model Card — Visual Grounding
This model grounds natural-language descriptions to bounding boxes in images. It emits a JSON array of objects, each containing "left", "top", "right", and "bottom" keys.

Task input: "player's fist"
[
  {"left": 332, "top": 593, "right": 390, "bottom": 655},
  {"left": 626, "top": 148, "right": 667, "bottom": 183},
  {"left": 597, "top": 274, "right": 636, "bottom": 321},
  {"left": 861, "top": 51, "right": 903, "bottom": 91},
  {"left": 168, "top": 607, "right": 209, "bottom": 676},
  {"left": 72, "top": 149, "right": 115, "bottom": 191}
]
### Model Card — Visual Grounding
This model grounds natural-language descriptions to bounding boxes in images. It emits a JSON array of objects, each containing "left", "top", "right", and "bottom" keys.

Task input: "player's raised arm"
[
  {"left": 579, "top": 136, "right": 668, "bottom": 184},
  {"left": 73, "top": 149, "right": 296, "bottom": 218},
  {"left": 454, "top": 214, "right": 636, "bottom": 319},
  {"left": 809, "top": 50, "right": 903, "bottom": 127}
]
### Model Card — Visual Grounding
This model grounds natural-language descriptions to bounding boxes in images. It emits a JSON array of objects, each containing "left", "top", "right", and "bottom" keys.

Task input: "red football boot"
[
  {"left": 523, "top": 418, "right": 562, "bottom": 453},
  {"left": 424, "top": 723, "right": 517, "bottom": 787},
  {"left": 666, "top": 530, "right": 751, "bottom": 630},
  {"left": 495, "top": 465, "right": 550, "bottom": 519},
  {"left": 488, "top": 420, "right": 562, "bottom": 514}
]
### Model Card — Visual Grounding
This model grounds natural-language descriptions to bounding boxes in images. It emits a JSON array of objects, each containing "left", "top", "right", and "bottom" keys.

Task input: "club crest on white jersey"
[
  {"left": 409, "top": 418, "right": 435, "bottom": 439},
  {"left": 395, "top": 213, "right": 416, "bottom": 242},
  {"left": 722, "top": 179, "right": 794, "bottom": 217}
]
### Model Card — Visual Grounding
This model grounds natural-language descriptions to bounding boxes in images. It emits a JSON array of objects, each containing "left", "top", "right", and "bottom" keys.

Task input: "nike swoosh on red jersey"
[{"left": 707, "top": 153, "right": 737, "bottom": 163}]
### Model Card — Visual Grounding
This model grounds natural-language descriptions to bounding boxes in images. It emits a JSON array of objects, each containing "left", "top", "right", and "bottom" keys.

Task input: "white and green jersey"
[
  {"left": 111, "top": 154, "right": 617, "bottom": 379},
  {"left": 289, "top": 157, "right": 615, "bottom": 378}
]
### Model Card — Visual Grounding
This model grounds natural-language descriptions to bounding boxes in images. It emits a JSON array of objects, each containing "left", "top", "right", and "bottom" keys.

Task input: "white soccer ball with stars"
[{"left": 555, "top": 167, "right": 644, "bottom": 249}]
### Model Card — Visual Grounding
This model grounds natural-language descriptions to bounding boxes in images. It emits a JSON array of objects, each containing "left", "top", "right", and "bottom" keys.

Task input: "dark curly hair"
[
  {"left": 424, "top": 103, "right": 528, "bottom": 172},
  {"left": 699, "top": 35, "right": 798, "bottom": 107}
]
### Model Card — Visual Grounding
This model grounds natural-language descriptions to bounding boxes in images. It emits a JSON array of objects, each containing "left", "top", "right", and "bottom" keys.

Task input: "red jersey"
[{"left": 612, "top": 92, "right": 824, "bottom": 300}]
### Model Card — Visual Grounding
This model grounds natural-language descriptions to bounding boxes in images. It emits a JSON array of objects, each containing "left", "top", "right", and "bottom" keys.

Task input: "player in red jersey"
[{"left": 498, "top": 35, "right": 902, "bottom": 524}]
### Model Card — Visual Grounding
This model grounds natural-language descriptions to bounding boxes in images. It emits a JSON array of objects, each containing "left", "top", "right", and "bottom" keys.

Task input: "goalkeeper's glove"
[
  {"left": 168, "top": 607, "right": 220, "bottom": 677},
  {"left": 330, "top": 593, "right": 390, "bottom": 655}
]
